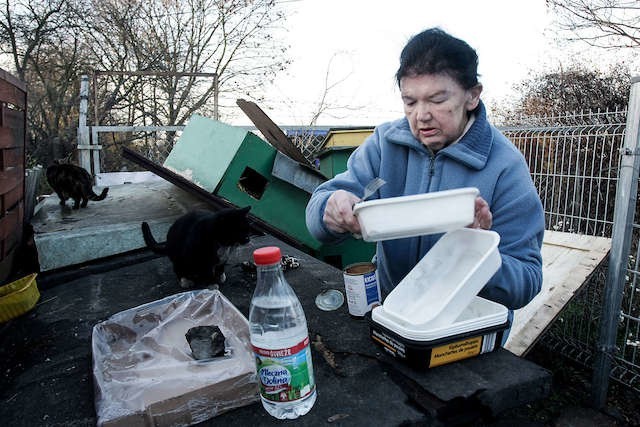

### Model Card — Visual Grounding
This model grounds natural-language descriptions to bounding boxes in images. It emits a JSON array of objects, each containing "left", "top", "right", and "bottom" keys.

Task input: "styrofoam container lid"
[
  {"left": 353, "top": 187, "right": 479, "bottom": 242},
  {"left": 375, "top": 228, "right": 502, "bottom": 330},
  {"left": 371, "top": 295, "right": 508, "bottom": 342}
]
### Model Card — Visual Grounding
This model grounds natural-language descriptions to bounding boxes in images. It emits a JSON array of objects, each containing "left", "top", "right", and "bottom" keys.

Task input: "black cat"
[
  {"left": 141, "top": 207, "right": 252, "bottom": 288},
  {"left": 46, "top": 162, "right": 109, "bottom": 209}
]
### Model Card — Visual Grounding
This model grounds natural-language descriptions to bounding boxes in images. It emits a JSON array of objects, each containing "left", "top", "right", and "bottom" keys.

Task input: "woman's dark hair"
[{"left": 396, "top": 28, "right": 479, "bottom": 89}]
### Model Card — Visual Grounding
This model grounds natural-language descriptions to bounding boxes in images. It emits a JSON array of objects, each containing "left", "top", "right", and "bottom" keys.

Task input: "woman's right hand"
[{"left": 323, "top": 190, "right": 362, "bottom": 234}]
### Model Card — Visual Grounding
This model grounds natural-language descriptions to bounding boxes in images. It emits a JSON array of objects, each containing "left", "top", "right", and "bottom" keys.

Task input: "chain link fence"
[
  {"left": 499, "top": 108, "right": 640, "bottom": 393},
  {"left": 96, "top": 126, "right": 328, "bottom": 173},
  {"left": 92, "top": 127, "right": 183, "bottom": 173}
]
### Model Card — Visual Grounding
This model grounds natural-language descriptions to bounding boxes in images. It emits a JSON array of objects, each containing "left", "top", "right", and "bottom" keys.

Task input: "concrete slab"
[
  {"left": 31, "top": 179, "right": 210, "bottom": 271},
  {"left": 95, "top": 171, "right": 165, "bottom": 186}
]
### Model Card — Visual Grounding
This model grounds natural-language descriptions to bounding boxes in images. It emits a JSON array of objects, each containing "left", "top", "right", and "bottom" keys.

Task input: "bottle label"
[{"left": 252, "top": 336, "right": 315, "bottom": 403}]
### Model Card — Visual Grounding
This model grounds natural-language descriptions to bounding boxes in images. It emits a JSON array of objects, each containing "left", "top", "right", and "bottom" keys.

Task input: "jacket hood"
[{"left": 382, "top": 101, "right": 493, "bottom": 170}]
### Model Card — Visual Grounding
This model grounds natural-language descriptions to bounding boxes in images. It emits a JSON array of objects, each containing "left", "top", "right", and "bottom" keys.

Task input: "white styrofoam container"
[
  {"left": 371, "top": 295, "right": 508, "bottom": 342},
  {"left": 372, "top": 228, "right": 502, "bottom": 330},
  {"left": 353, "top": 187, "right": 479, "bottom": 242}
]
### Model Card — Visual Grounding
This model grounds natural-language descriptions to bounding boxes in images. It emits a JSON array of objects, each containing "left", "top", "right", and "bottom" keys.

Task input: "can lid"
[{"left": 253, "top": 246, "right": 281, "bottom": 265}]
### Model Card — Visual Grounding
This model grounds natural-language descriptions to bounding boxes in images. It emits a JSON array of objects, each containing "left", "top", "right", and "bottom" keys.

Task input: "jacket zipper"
[
  {"left": 427, "top": 151, "right": 436, "bottom": 191},
  {"left": 420, "top": 151, "right": 437, "bottom": 259}
]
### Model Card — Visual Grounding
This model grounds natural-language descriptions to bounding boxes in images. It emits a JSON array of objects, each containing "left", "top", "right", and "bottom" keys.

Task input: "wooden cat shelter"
[{"left": 156, "top": 102, "right": 375, "bottom": 268}]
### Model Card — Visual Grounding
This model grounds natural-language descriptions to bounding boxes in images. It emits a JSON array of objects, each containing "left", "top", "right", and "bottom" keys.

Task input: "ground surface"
[
  {"left": 3, "top": 234, "right": 640, "bottom": 426},
  {"left": 485, "top": 347, "right": 640, "bottom": 427}
]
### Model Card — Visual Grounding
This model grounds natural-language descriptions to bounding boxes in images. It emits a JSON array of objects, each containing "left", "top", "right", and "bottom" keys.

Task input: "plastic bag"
[{"left": 92, "top": 289, "right": 258, "bottom": 426}]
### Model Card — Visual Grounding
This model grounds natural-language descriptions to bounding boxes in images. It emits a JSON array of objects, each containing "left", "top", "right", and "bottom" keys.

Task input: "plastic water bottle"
[{"left": 249, "top": 246, "right": 317, "bottom": 419}]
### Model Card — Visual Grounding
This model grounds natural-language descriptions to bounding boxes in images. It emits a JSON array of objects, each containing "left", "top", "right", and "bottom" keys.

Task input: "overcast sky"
[{"left": 230, "top": 0, "right": 560, "bottom": 127}]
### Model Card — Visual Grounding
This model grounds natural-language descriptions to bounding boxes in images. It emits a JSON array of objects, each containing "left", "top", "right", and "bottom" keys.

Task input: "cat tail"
[
  {"left": 89, "top": 187, "right": 109, "bottom": 201},
  {"left": 141, "top": 222, "right": 167, "bottom": 254}
]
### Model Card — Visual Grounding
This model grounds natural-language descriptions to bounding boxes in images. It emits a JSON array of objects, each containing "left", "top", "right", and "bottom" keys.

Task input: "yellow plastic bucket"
[{"left": 0, "top": 273, "right": 40, "bottom": 323}]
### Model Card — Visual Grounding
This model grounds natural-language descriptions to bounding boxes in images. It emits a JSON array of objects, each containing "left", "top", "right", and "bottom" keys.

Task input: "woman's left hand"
[{"left": 471, "top": 196, "right": 492, "bottom": 230}]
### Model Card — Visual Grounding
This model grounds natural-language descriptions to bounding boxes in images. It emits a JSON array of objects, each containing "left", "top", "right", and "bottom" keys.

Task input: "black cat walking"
[
  {"left": 141, "top": 207, "right": 253, "bottom": 289},
  {"left": 46, "top": 162, "right": 109, "bottom": 209}
]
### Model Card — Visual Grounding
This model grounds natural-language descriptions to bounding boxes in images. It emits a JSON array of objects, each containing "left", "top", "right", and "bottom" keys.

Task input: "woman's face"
[{"left": 400, "top": 73, "right": 482, "bottom": 151}]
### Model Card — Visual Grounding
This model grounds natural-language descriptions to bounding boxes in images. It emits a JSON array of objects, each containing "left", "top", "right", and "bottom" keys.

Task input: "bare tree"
[
  {"left": 0, "top": 0, "right": 74, "bottom": 80},
  {"left": 307, "top": 52, "right": 362, "bottom": 127},
  {"left": 0, "top": 0, "right": 289, "bottom": 168},
  {"left": 491, "top": 61, "right": 631, "bottom": 123},
  {"left": 286, "top": 52, "right": 365, "bottom": 158},
  {"left": 547, "top": 0, "right": 640, "bottom": 49},
  {"left": 87, "top": 0, "right": 289, "bottom": 127},
  {"left": 0, "top": 0, "right": 91, "bottom": 162}
]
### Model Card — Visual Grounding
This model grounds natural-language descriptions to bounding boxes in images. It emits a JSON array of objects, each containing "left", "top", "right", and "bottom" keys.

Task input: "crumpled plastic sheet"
[{"left": 92, "top": 289, "right": 259, "bottom": 427}]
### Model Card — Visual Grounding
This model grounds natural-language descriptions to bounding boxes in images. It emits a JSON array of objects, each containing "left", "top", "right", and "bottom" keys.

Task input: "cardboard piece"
[{"left": 92, "top": 289, "right": 259, "bottom": 426}]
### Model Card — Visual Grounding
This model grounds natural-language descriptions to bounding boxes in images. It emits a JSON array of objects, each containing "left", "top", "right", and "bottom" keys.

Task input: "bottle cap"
[{"left": 253, "top": 246, "right": 282, "bottom": 265}]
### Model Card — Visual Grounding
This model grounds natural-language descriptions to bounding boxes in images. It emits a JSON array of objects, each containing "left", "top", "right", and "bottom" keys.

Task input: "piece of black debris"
[
  {"left": 240, "top": 255, "right": 300, "bottom": 272},
  {"left": 185, "top": 325, "right": 226, "bottom": 360},
  {"left": 281, "top": 255, "right": 300, "bottom": 271}
]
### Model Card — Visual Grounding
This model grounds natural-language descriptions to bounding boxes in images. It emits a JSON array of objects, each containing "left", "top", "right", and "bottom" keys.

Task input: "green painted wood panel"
[
  {"left": 318, "top": 147, "right": 355, "bottom": 178},
  {"left": 163, "top": 114, "right": 247, "bottom": 191},
  {"left": 215, "top": 132, "right": 323, "bottom": 250}
]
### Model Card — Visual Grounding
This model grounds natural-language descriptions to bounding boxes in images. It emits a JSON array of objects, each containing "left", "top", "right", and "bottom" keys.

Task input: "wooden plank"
[
  {"left": 0, "top": 127, "right": 20, "bottom": 149},
  {"left": 0, "top": 67, "right": 26, "bottom": 91},
  {"left": 0, "top": 77, "right": 27, "bottom": 109},
  {"left": 0, "top": 248, "right": 16, "bottom": 282},
  {"left": 0, "top": 201, "right": 22, "bottom": 257},
  {"left": 236, "top": 99, "right": 311, "bottom": 166},
  {"left": 0, "top": 202, "right": 22, "bottom": 240},
  {"left": 2, "top": 229, "right": 19, "bottom": 257},
  {"left": 0, "top": 184, "right": 23, "bottom": 213},
  {"left": 1, "top": 106, "right": 26, "bottom": 131},
  {"left": 505, "top": 230, "right": 611, "bottom": 356},
  {"left": 0, "top": 166, "right": 23, "bottom": 194},
  {"left": 1, "top": 146, "right": 24, "bottom": 169}
]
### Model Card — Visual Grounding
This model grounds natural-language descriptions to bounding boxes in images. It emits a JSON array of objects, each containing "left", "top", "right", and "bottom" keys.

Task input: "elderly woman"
[{"left": 305, "top": 28, "right": 544, "bottom": 334}]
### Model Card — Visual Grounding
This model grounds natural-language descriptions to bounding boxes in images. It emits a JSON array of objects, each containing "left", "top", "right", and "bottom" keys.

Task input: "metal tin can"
[{"left": 343, "top": 262, "right": 380, "bottom": 317}]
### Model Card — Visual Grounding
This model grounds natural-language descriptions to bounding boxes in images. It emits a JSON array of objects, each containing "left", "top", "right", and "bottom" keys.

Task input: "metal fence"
[{"left": 498, "top": 107, "right": 640, "bottom": 395}]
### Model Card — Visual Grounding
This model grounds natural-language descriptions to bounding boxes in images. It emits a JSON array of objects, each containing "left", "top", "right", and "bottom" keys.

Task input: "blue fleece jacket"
[{"left": 305, "top": 102, "right": 544, "bottom": 311}]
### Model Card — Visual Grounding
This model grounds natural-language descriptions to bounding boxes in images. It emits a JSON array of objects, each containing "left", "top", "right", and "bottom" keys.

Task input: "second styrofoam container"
[
  {"left": 368, "top": 296, "right": 509, "bottom": 368},
  {"left": 371, "top": 295, "right": 508, "bottom": 342},
  {"left": 372, "top": 227, "right": 502, "bottom": 329},
  {"left": 353, "top": 187, "right": 479, "bottom": 242}
]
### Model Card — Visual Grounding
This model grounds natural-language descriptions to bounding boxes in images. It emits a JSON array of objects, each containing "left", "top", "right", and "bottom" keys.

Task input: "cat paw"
[
  {"left": 219, "top": 272, "right": 226, "bottom": 283},
  {"left": 207, "top": 283, "right": 220, "bottom": 291}
]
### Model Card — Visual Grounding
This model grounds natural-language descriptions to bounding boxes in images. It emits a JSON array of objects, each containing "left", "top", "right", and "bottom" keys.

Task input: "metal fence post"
[
  {"left": 77, "top": 75, "right": 91, "bottom": 173},
  {"left": 592, "top": 76, "right": 640, "bottom": 407}
]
